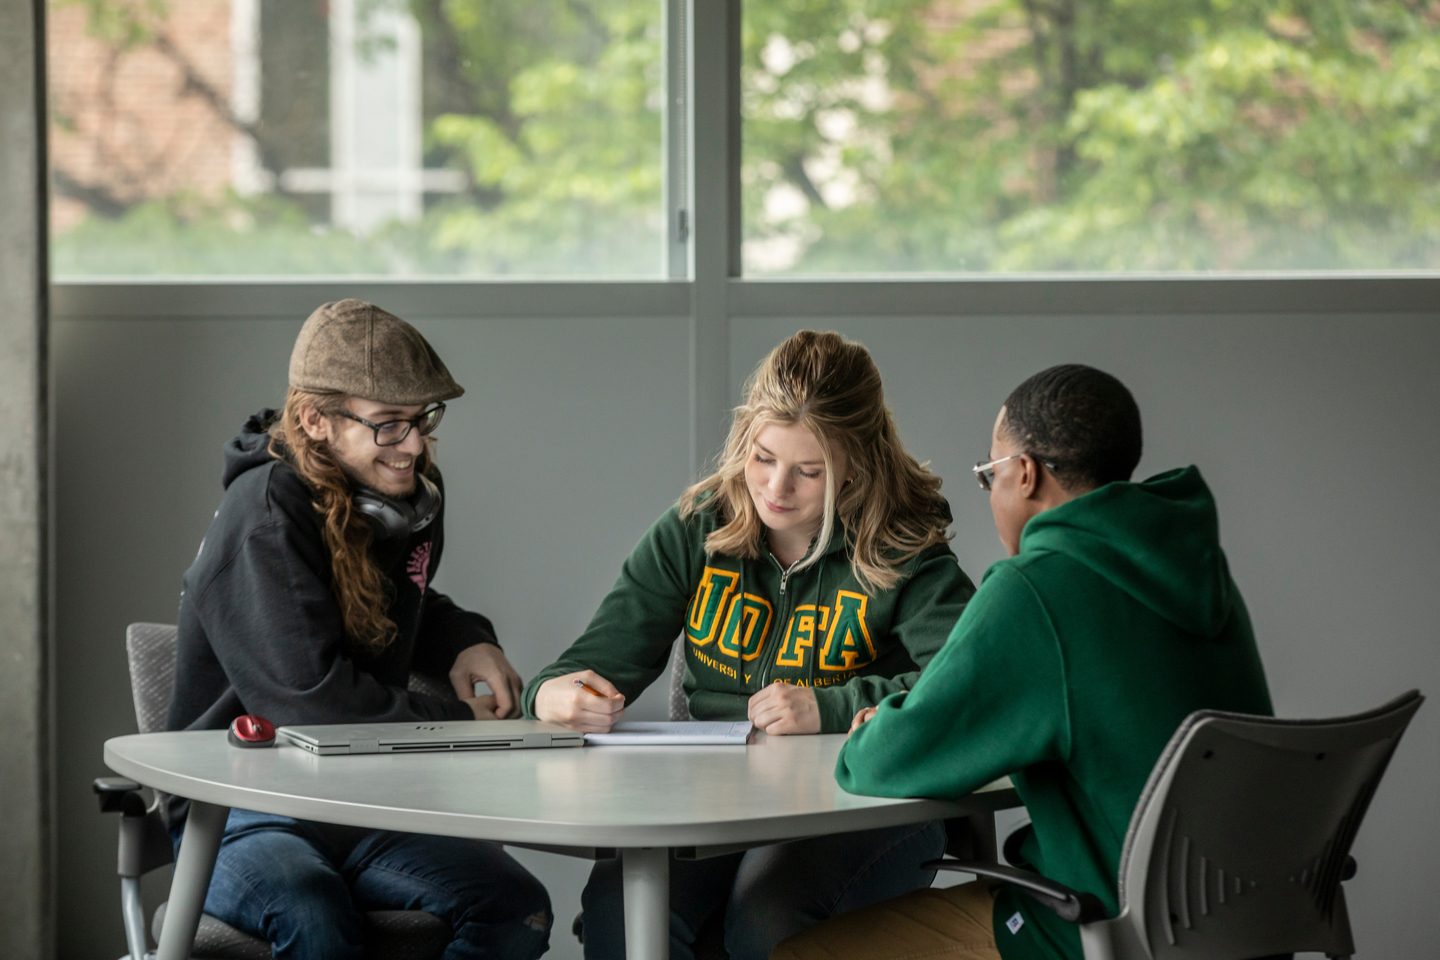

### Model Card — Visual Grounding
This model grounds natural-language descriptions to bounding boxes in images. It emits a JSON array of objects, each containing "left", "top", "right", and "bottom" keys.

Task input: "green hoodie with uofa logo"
[{"left": 522, "top": 500, "right": 976, "bottom": 731}]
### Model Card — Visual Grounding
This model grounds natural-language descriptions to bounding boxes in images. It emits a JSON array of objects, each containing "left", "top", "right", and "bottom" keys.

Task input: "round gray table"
[{"left": 105, "top": 727, "right": 1019, "bottom": 960}]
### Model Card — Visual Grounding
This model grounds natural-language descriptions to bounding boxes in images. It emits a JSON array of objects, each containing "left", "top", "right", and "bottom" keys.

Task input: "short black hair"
[{"left": 1001, "top": 364, "right": 1142, "bottom": 490}]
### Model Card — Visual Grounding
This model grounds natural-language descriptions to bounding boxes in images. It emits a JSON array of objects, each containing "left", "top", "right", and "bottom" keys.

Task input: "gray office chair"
[
  {"left": 928, "top": 689, "right": 1424, "bottom": 960},
  {"left": 94, "top": 622, "right": 453, "bottom": 960},
  {"left": 666, "top": 635, "right": 692, "bottom": 721}
]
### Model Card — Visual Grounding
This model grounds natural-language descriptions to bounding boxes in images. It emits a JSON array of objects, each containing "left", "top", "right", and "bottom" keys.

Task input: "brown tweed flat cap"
[{"left": 288, "top": 299, "right": 464, "bottom": 405}]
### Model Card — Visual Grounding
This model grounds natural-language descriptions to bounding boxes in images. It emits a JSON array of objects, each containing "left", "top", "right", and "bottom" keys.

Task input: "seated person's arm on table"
[
  {"left": 812, "top": 544, "right": 978, "bottom": 734},
  {"left": 524, "top": 508, "right": 695, "bottom": 729},
  {"left": 197, "top": 517, "right": 471, "bottom": 724},
  {"left": 839, "top": 566, "right": 1065, "bottom": 799},
  {"left": 416, "top": 591, "right": 524, "bottom": 718}
]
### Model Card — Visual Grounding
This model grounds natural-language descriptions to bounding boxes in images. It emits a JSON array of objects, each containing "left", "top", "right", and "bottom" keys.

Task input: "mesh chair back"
[
  {"left": 125, "top": 621, "right": 456, "bottom": 731},
  {"left": 125, "top": 623, "right": 180, "bottom": 734},
  {"left": 666, "top": 637, "right": 690, "bottom": 721},
  {"left": 407, "top": 670, "right": 454, "bottom": 701},
  {"left": 1098, "top": 690, "right": 1423, "bottom": 960}
]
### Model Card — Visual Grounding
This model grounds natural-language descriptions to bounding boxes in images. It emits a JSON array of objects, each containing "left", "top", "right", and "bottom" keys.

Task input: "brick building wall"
[{"left": 47, "top": 1, "right": 237, "bottom": 231}]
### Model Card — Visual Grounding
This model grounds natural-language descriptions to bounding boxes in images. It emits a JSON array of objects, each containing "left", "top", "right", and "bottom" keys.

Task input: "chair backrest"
[
  {"left": 666, "top": 637, "right": 690, "bottom": 721},
  {"left": 125, "top": 623, "right": 180, "bottom": 734},
  {"left": 123, "top": 622, "right": 459, "bottom": 733},
  {"left": 1093, "top": 690, "right": 1423, "bottom": 960}
]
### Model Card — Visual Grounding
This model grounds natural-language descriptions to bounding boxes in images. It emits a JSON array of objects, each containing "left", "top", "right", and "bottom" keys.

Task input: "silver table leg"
[
  {"left": 622, "top": 847, "right": 670, "bottom": 960},
  {"left": 157, "top": 800, "right": 228, "bottom": 960}
]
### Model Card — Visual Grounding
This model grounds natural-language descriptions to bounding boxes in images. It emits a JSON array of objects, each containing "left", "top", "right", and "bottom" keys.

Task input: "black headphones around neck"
[{"left": 353, "top": 473, "right": 442, "bottom": 541}]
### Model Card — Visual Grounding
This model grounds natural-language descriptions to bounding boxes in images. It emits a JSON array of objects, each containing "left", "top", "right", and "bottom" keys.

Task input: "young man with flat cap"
[
  {"left": 166, "top": 299, "right": 550, "bottom": 960},
  {"left": 773, "top": 364, "right": 1274, "bottom": 960}
]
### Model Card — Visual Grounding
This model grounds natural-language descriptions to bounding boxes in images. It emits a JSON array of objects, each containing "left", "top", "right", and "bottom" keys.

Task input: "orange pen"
[{"left": 573, "top": 678, "right": 613, "bottom": 698}]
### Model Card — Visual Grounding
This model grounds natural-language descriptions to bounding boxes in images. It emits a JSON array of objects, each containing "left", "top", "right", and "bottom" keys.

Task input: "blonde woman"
[{"left": 523, "top": 329, "right": 976, "bottom": 960}]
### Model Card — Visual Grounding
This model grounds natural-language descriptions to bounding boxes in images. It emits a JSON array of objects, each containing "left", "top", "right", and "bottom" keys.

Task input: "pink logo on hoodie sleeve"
[{"left": 407, "top": 541, "right": 433, "bottom": 594}]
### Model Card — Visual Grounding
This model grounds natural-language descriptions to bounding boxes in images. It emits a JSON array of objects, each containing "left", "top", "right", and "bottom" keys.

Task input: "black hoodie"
[{"left": 166, "top": 410, "right": 494, "bottom": 744}]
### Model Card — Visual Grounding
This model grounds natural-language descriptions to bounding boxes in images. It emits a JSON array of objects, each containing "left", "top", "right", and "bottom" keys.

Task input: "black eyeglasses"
[
  {"left": 335, "top": 403, "right": 446, "bottom": 446},
  {"left": 972, "top": 452, "right": 1059, "bottom": 491}
]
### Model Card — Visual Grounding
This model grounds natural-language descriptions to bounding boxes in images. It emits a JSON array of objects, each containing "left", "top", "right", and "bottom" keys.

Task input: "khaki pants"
[{"left": 772, "top": 882, "right": 1002, "bottom": 960}]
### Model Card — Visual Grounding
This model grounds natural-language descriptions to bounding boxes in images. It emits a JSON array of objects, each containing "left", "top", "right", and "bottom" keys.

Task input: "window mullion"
[{"left": 686, "top": 0, "right": 740, "bottom": 475}]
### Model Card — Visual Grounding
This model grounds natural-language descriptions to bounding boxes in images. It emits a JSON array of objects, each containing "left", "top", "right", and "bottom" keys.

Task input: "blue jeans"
[
  {"left": 580, "top": 819, "right": 946, "bottom": 960},
  {"left": 174, "top": 808, "right": 552, "bottom": 960}
]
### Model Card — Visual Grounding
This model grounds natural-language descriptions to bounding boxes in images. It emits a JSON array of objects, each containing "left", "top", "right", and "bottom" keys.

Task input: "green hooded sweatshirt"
[
  {"left": 836, "top": 466, "right": 1273, "bottom": 960},
  {"left": 522, "top": 500, "right": 976, "bottom": 732}
]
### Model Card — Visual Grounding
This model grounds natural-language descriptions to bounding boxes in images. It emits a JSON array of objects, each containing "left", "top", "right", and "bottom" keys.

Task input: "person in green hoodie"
[
  {"left": 522, "top": 329, "right": 977, "bottom": 960},
  {"left": 772, "top": 363, "right": 1274, "bottom": 960}
]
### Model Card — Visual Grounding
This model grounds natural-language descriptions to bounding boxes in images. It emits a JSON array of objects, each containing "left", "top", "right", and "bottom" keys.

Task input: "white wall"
[{"left": 52, "top": 302, "right": 1440, "bottom": 959}]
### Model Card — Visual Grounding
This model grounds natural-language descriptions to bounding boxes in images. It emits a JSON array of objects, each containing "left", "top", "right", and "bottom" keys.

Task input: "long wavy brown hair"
[
  {"left": 679, "top": 330, "right": 951, "bottom": 593},
  {"left": 267, "top": 387, "right": 435, "bottom": 653}
]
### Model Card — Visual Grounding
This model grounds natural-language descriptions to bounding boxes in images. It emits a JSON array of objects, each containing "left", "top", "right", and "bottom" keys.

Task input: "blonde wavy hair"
[
  {"left": 679, "top": 330, "right": 950, "bottom": 593},
  {"left": 268, "top": 387, "right": 436, "bottom": 653}
]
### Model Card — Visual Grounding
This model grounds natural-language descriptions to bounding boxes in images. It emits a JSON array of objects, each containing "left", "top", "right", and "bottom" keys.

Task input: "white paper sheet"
[{"left": 583, "top": 721, "right": 754, "bottom": 746}]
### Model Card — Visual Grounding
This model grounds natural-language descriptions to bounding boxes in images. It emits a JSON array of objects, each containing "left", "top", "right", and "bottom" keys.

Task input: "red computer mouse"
[{"left": 227, "top": 714, "right": 277, "bottom": 748}]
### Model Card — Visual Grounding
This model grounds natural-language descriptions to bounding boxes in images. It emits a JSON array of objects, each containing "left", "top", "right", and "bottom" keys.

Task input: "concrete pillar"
[{"left": 0, "top": 1, "right": 52, "bottom": 957}]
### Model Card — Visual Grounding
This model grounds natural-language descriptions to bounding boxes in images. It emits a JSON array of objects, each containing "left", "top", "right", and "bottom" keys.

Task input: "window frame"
[{"left": 49, "top": 0, "right": 1440, "bottom": 469}]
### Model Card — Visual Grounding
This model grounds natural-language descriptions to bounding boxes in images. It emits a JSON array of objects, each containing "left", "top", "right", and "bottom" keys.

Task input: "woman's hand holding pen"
[
  {"left": 748, "top": 680, "right": 821, "bottom": 735},
  {"left": 534, "top": 671, "right": 626, "bottom": 732}
]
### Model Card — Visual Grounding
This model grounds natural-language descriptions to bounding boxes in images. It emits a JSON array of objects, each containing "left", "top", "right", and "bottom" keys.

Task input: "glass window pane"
[
  {"left": 741, "top": 1, "right": 1440, "bottom": 275},
  {"left": 48, "top": 0, "right": 665, "bottom": 277}
]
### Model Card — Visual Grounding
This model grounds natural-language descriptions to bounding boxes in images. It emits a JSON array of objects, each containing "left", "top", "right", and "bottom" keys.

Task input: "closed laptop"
[{"left": 277, "top": 719, "right": 585, "bottom": 755}]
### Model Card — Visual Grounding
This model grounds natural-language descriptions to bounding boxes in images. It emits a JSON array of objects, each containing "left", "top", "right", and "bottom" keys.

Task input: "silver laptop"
[{"left": 277, "top": 719, "right": 585, "bottom": 755}]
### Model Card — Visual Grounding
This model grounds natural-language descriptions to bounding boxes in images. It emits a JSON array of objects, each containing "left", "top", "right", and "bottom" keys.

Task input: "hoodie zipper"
[{"left": 760, "top": 552, "right": 803, "bottom": 687}]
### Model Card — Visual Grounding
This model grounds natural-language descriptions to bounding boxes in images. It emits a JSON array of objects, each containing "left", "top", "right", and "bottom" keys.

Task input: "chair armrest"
[
  {"left": 925, "top": 859, "right": 1108, "bottom": 924},
  {"left": 93, "top": 776, "right": 147, "bottom": 816},
  {"left": 94, "top": 776, "right": 175, "bottom": 877},
  {"left": 1002, "top": 822, "right": 1032, "bottom": 867}
]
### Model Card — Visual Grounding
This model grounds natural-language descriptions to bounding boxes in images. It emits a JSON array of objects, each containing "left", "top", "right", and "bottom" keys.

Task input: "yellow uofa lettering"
[
  {"left": 687, "top": 567, "right": 739, "bottom": 647},
  {"left": 715, "top": 593, "right": 773, "bottom": 662},
  {"left": 819, "top": 590, "right": 876, "bottom": 671},
  {"left": 692, "top": 647, "right": 738, "bottom": 679},
  {"left": 774, "top": 604, "right": 829, "bottom": 668}
]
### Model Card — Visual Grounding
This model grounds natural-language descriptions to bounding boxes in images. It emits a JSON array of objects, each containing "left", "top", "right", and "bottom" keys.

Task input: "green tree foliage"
[
  {"left": 50, "top": 0, "right": 1440, "bottom": 275},
  {"left": 744, "top": 0, "right": 1440, "bottom": 272},
  {"left": 411, "top": 0, "right": 664, "bottom": 274},
  {"left": 52, "top": 0, "right": 663, "bottom": 276}
]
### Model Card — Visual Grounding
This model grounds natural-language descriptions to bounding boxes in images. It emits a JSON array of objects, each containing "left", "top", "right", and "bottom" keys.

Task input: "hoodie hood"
[
  {"left": 1019, "top": 466, "right": 1233, "bottom": 637},
  {"left": 222, "top": 409, "right": 283, "bottom": 490}
]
